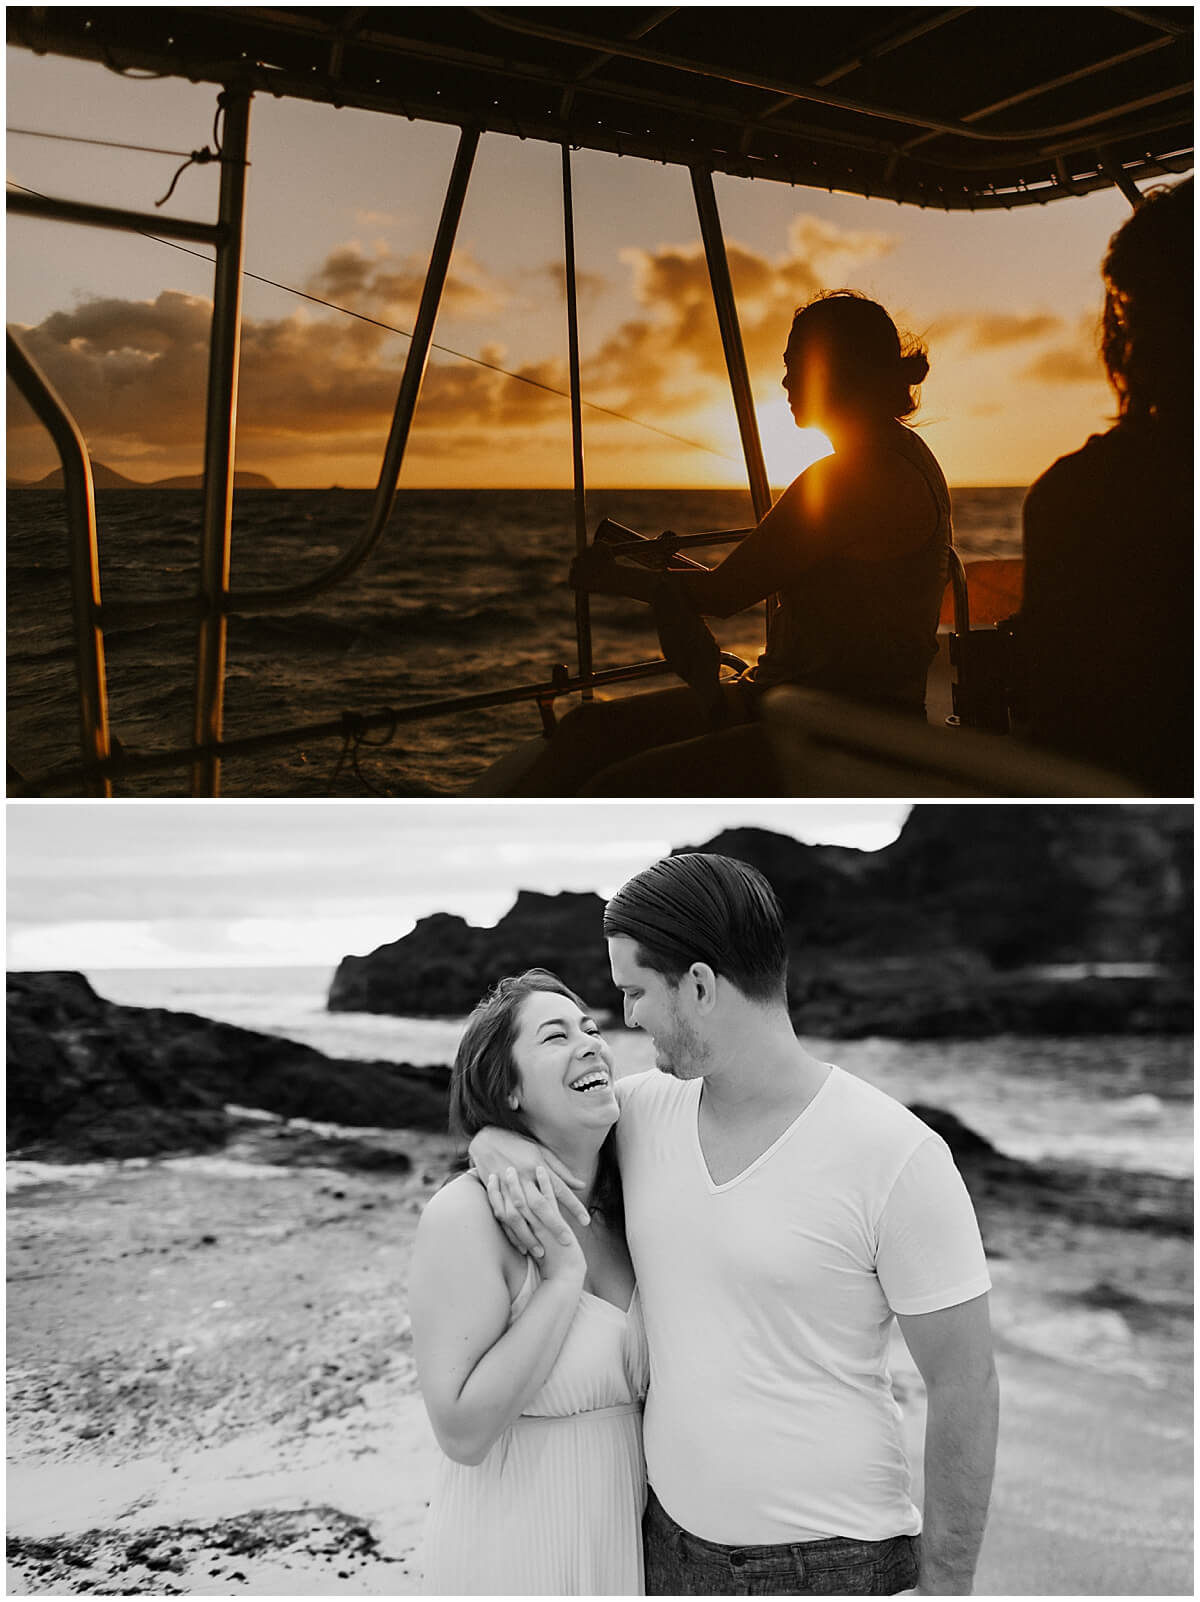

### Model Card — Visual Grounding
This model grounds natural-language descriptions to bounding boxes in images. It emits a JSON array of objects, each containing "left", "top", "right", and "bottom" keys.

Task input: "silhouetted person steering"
[
  {"left": 1020, "top": 178, "right": 1192, "bottom": 795},
  {"left": 503, "top": 292, "right": 952, "bottom": 797}
]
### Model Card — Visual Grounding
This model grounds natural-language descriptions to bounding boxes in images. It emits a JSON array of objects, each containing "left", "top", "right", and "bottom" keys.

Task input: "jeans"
[{"left": 643, "top": 1488, "right": 921, "bottom": 1596}]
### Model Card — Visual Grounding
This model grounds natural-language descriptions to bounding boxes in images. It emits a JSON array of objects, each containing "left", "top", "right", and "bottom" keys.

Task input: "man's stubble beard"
[{"left": 652, "top": 1007, "right": 709, "bottom": 1081}]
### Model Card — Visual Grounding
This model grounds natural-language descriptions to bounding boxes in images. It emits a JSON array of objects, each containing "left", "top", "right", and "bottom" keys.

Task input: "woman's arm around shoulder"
[{"left": 410, "top": 1171, "right": 585, "bottom": 1465}]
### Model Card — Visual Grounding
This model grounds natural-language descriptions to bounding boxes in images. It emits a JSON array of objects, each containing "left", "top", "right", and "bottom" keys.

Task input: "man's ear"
[{"left": 687, "top": 962, "right": 719, "bottom": 1014}]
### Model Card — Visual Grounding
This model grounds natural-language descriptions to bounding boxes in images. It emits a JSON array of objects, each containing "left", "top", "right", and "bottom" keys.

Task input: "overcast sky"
[
  {"left": 6, "top": 800, "right": 909, "bottom": 970},
  {"left": 7, "top": 43, "right": 1143, "bottom": 489}
]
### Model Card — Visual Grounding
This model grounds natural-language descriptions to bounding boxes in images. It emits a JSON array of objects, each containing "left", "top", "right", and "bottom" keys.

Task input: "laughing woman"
[{"left": 410, "top": 970, "right": 648, "bottom": 1595}]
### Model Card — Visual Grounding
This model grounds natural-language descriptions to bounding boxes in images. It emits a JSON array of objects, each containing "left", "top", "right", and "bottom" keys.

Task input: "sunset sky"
[
  {"left": 6, "top": 800, "right": 908, "bottom": 969},
  {"left": 7, "top": 44, "right": 1151, "bottom": 490}
]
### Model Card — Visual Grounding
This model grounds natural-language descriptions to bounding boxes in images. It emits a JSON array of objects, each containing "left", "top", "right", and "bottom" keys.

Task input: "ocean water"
[
  {"left": 85, "top": 964, "right": 1193, "bottom": 1180},
  {"left": 7, "top": 485, "right": 1024, "bottom": 797}
]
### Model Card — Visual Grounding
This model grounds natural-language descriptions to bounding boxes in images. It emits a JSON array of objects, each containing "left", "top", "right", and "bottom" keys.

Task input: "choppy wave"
[
  {"left": 8, "top": 486, "right": 1024, "bottom": 796},
  {"left": 82, "top": 965, "right": 1192, "bottom": 1181}
]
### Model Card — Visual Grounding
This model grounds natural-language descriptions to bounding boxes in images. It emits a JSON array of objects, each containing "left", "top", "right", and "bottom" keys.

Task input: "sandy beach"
[{"left": 6, "top": 1118, "right": 1193, "bottom": 1598}]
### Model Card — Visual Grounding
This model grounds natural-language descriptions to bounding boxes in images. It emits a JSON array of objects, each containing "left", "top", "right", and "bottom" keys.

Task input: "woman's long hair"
[
  {"left": 1100, "top": 178, "right": 1192, "bottom": 427},
  {"left": 450, "top": 969, "right": 623, "bottom": 1229}
]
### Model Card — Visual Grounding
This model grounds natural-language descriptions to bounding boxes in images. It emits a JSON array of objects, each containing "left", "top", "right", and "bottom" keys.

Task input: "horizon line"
[{"left": 8, "top": 478, "right": 1034, "bottom": 492}]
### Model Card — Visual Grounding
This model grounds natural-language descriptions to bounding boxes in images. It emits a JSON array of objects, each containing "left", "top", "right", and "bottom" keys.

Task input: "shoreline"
[{"left": 7, "top": 1121, "right": 1192, "bottom": 1598}]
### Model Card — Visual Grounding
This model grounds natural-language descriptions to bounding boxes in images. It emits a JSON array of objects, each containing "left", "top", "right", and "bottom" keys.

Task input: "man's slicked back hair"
[{"left": 603, "top": 853, "right": 788, "bottom": 1002}]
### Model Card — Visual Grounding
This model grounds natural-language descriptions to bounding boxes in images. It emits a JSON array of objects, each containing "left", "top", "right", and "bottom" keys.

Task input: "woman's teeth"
[{"left": 570, "top": 1072, "right": 608, "bottom": 1093}]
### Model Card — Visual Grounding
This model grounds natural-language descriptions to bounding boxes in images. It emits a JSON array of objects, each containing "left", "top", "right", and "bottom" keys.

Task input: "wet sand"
[{"left": 6, "top": 1126, "right": 1193, "bottom": 1597}]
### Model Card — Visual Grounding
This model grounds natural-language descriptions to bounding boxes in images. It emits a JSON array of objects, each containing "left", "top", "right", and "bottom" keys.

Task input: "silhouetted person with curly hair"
[{"left": 1021, "top": 179, "right": 1192, "bottom": 794}]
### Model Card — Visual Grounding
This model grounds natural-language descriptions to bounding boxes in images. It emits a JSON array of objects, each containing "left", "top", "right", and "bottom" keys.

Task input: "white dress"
[{"left": 422, "top": 1258, "right": 649, "bottom": 1595}]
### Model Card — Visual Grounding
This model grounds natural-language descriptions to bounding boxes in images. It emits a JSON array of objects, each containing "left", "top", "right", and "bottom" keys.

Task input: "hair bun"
[{"left": 899, "top": 349, "right": 929, "bottom": 385}]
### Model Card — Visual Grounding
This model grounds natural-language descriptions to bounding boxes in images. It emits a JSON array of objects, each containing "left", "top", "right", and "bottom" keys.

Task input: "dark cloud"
[
  {"left": 305, "top": 241, "right": 505, "bottom": 323},
  {"left": 415, "top": 353, "right": 569, "bottom": 430},
  {"left": 38, "top": 291, "right": 213, "bottom": 356},
  {"left": 7, "top": 274, "right": 555, "bottom": 476},
  {"left": 9, "top": 290, "right": 212, "bottom": 455},
  {"left": 7, "top": 216, "right": 895, "bottom": 478}
]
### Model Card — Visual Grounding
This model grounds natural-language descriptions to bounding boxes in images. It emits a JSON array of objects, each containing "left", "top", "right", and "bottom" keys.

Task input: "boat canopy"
[{"left": 7, "top": 5, "right": 1194, "bottom": 209}]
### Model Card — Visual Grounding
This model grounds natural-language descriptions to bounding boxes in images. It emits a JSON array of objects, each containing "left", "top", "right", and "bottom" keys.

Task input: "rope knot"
[{"left": 155, "top": 145, "right": 219, "bottom": 207}]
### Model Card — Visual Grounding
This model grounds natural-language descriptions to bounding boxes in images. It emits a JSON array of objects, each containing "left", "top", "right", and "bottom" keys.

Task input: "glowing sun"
[{"left": 756, "top": 398, "right": 833, "bottom": 490}]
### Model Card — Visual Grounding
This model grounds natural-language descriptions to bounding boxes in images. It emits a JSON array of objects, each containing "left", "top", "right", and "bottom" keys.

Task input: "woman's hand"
[
  {"left": 469, "top": 1127, "right": 591, "bottom": 1255},
  {"left": 525, "top": 1167, "right": 586, "bottom": 1288}
]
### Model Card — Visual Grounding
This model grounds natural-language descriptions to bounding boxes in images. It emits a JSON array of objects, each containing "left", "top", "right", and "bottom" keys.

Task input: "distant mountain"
[
  {"left": 149, "top": 471, "right": 277, "bottom": 490},
  {"left": 9, "top": 461, "right": 276, "bottom": 490},
  {"left": 9, "top": 461, "right": 139, "bottom": 489}
]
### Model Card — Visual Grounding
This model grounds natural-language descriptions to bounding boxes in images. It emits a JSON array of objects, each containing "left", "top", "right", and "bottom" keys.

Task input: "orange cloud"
[
  {"left": 1020, "top": 313, "right": 1103, "bottom": 385},
  {"left": 7, "top": 272, "right": 568, "bottom": 483},
  {"left": 586, "top": 214, "right": 895, "bottom": 418},
  {"left": 305, "top": 240, "right": 505, "bottom": 322},
  {"left": 1022, "top": 346, "right": 1103, "bottom": 384},
  {"left": 920, "top": 307, "right": 1107, "bottom": 393},
  {"left": 6, "top": 215, "right": 898, "bottom": 483},
  {"left": 541, "top": 262, "right": 611, "bottom": 302},
  {"left": 931, "top": 311, "right": 1064, "bottom": 349}
]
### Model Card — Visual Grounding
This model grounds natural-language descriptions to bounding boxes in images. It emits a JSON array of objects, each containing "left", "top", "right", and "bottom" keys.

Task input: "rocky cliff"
[
  {"left": 328, "top": 805, "right": 1192, "bottom": 1032},
  {"left": 7, "top": 971, "right": 450, "bottom": 1161},
  {"left": 328, "top": 892, "right": 619, "bottom": 1017}
]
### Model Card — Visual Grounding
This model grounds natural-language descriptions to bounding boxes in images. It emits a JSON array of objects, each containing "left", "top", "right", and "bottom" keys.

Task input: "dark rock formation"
[
  {"left": 328, "top": 806, "right": 1191, "bottom": 1031},
  {"left": 865, "top": 804, "right": 1193, "bottom": 968},
  {"left": 911, "top": 1104, "right": 1192, "bottom": 1239},
  {"left": 328, "top": 892, "right": 617, "bottom": 1016},
  {"left": 788, "top": 959, "right": 1192, "bottom": 1038},
  {"left": 7, "top": 971, "right": 450, "bottom": 1161},
  {"left": 682, "top": 805, "right": 1192, "bottom": 969},
  {"left": 224, "top": 1118, "right": 417, "bottom": 1174}
]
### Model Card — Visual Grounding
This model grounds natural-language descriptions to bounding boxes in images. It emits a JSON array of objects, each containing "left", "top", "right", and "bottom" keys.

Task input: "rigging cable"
[
  {"left": 8, "top": 127, "right": 217, "bottom": 159},
  {"left": 6, "top": 144, "right": 738, "bottom": 463}
]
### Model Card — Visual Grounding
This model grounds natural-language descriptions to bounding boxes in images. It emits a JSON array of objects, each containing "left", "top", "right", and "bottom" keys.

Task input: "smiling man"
[{"left": 475, "top": 852, "right": 998, "bottom": 1595}]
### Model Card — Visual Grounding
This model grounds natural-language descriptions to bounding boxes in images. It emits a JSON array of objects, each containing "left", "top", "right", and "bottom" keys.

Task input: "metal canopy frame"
[
  {"left": 8, "top": 102, "right": 485, "bottom": 794},
  {"left": 6, "top": 6, "right": 1193, "bottom": 795},
  {"left": 7, "top": 7, "right": 1193, "bottom": 206},
  {"left": 8, "top": 77, "right": 769, "bottom": 794}
]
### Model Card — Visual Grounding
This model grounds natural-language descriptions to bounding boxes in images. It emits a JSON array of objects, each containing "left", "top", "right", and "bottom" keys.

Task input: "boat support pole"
[
  {"left": 1099, "top": 152, "right": 1145, "bottom": 209},
  {"left": 360, "top": 127, "right": 480, "bottom": 560},
  {"left": 561, "top": 144, "right": 594, "bottom": 701},
  {"left": 6, "top": 331, "right": 112, "bottom": 796},
  {"left": 226, "top": 127, "right": 479, "bottom": 612},
  {"left": 690, "top": 167, "right": 776, "bottom": 624},
  {"left": 191, "top": 82, "right": 252, "bottom": 797}
]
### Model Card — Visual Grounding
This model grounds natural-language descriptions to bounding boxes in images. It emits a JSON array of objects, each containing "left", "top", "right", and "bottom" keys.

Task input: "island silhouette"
[{"left": 8, "top": 460, "right": 276, "bottom": 490}]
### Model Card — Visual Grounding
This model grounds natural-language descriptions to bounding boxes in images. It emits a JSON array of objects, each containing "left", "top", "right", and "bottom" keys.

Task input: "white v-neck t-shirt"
[{"left": 615, "top": 1063, "right": 991, "bottom": 1545}]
